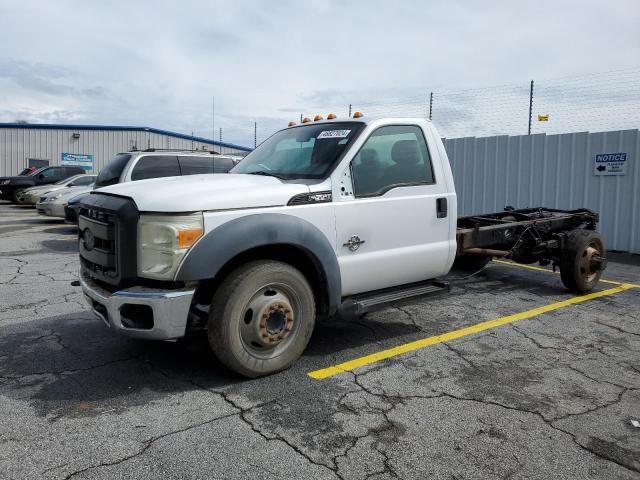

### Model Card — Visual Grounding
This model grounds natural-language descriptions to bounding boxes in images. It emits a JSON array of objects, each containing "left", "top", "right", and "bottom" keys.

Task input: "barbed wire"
[{"left": 293, "top": 66, "right": 640, "bottom": 139}]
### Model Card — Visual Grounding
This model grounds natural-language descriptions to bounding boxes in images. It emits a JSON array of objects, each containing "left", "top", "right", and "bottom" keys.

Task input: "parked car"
[
  {"left": 78, "top": 116, "right": 607, "bottom": 377},
  {"left": 18, "top": 166, "right": 39, "bottom": 176},
  {"left": 92, "top": 150, "right": 239, "bottom": 188},
  {"left": 62, "top": 151, "right": 237, "bottom": 225},
  {"left": 0, "top": 166, "right": 86, "bottom": 203},
  {"left": 36, "top": 184, "right": 95, "bottom": 218},
  {"left": 20, "top": 174, "right": 97, "bottom": 205},
  {"left": 64, "top": 192, "right": 90, "bottom": 224}
]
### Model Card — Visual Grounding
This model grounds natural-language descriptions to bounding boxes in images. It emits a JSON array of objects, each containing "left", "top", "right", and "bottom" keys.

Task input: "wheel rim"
[
  {"left": 239, "top": 283, "right": 300, "bottom": 360},
  {"left": 579, "top": 240, "right": 603, "bottom": 283}
]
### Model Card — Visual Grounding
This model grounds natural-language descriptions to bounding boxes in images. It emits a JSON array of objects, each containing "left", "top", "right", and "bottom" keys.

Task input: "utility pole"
[
  {"left": 254, "top": 122, "right": 257, "bottom": 148},
  {"left": 428, "top": 92, "right": 433, "bottom": 120},
  {"left": 212, "top": 96, "right": 215, "bottom": 144},
  {"left": 219, "top": 127, "right": 222, "bottom": 144},
  {"left": 348, "top": 104, "right": 352, "bottom": 118},
  {"left": 528, "top": 80, "right": 534, "bottom": 135}
]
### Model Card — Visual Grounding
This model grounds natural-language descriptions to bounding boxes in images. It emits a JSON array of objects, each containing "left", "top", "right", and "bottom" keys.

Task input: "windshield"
[
  {"left": 55, "top": 175, "right": 79, "bottom": 185},
  {"left": 95, "top": 153, "right": 131, "bottom": 187},
  {"left": 232, "top": 122, "right": 365, "bottom": 179}
]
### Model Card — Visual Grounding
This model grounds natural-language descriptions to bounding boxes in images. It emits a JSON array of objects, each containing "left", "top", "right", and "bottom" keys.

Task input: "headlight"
[
  {"left": 138, "top": 213, "right": 204, "bottom": 280},
  {"left": 47, "top": 194, "right": 62, "bottom": 202}
]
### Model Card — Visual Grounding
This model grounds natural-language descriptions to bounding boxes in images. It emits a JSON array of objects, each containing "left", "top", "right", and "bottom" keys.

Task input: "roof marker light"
[
  {"left": 301, "top": 117, "right": 311, "bottom": 123},
  {"left": 313, "top": 114, "right": 323, "bottom": 121},
  {"left": 327, "top": 113, "right": 336, "bottom": 119},
  {"left": 288, "top": 121, "right": 296, "bottom": 127},
  {"left": 353, "top": 111, "right": 363, "bottom": 118}
]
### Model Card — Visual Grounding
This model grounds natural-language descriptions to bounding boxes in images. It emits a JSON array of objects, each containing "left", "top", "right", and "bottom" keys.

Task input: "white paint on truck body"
[{"left": 96, "top": 118, "right": 458, "bottom": 297}]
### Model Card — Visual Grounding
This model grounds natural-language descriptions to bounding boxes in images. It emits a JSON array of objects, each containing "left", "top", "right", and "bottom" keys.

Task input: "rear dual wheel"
[
  {"left": 208, "top": 260, "right": 316, "bottom": 378},
  {"left": 559, "top": 229, "right": 606, "bottom": 293}
]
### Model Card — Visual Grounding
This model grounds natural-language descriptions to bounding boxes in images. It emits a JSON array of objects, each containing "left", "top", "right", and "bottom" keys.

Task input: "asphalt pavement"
[{"left": 1, "top": 201, "right": 639, "bottom": 479}]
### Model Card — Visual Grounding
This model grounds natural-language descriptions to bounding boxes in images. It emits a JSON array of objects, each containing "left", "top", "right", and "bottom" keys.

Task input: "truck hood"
[{"left": 93, "top": 174, "right": 311, "bottom": 212}]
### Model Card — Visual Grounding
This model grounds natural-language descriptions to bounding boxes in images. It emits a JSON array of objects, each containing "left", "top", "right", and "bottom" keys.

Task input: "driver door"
[{"left": 333, "top": 124, "right": 454, "bottom": 296}]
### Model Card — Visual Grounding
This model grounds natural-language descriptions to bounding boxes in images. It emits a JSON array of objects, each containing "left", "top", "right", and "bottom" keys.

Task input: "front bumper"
[
  {"left": 64, "top": 204, "right": 79, "bottom": 224},
  {"left": 80, "top": 270, "right": 195, "bottom": 340},
  {"left": 22, "top": 192, "right": 41, "bottom": 205},
  {"left": 36, "top": 202, "right": 65, "bottom": 217}
]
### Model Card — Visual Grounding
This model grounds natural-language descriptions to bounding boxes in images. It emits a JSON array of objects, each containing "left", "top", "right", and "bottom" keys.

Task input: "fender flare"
[{"left": 175, "top": 213, "right": 341, "bottom": 313}]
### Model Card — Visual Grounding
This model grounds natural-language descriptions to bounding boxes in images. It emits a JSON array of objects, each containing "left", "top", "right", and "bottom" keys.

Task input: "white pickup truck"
[{"left": 78, "top": 116, "right": 606, "bottom": 377}]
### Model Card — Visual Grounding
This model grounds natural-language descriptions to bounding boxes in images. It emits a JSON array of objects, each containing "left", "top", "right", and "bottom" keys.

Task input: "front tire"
[
  {"left": 207, "top": 260, "right": 316, "bottom": 378},
  {"left": 12, "top": 188, "right": 25, "bottom": 204}
]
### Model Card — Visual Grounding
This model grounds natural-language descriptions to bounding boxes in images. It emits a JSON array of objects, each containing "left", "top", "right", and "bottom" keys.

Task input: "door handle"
[
  {"left": 343, "top": 235, "right": 365, "bottom": 251},
  {"left": 436, "top": 198, "right": 448, "bottom": 218}
]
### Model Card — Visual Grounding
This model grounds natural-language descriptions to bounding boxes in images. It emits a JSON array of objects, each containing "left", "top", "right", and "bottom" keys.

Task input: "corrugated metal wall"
[
  {"left": 443, "top": 129, "right": 639, "bottom": 253},
  {"left": 0, "top": 128, "right": 249, "bottom": 177}
]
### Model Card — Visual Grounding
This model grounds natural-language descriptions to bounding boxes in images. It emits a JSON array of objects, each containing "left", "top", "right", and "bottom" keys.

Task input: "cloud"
[{"left": 0, "top": 0, "right": 638, "bottom": 146}]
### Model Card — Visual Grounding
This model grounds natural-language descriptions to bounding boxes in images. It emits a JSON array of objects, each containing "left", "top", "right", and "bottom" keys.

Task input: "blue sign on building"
[{"left": 61, "top": 153, "right": 93, "bottom": 171}]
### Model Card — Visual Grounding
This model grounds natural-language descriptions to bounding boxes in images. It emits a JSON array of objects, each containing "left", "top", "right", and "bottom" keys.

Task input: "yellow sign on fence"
[{"left": 537, "top": 114, "right": 550, "bottom": 122}]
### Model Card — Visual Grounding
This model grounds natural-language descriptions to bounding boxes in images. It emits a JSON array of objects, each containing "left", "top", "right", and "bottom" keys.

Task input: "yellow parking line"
[
  {"left": 493, "top": 260, "right": 640, "bottom": 288},
  {"left": 308, "top": 283, "right": 638, "bottom": 380}
]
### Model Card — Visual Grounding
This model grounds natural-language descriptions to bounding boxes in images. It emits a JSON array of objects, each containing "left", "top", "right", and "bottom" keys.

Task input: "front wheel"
[
  {"left": 12, "top": 188, "right": 25, "bottom": 204},
  {"left": 559, "top": 230, "right": 606, "bottom": 293},
  {"left": 208, "top": 260, "right": 316, "bottom": 378}
]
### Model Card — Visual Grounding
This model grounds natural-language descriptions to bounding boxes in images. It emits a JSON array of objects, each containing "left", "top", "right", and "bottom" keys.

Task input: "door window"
[
  {"left": 178, "top": 156, "right": 215, "bottom": 175},
  {"left": 213, "top": 157, "right": 234, "bottom": 173},
  {"left": 351, "top": 125, "right": 434, "bottom": 197},
  {"left": 69, "top": 176, "right": 96, "bottom": 186},
  {"left": 39, "top": 168, "right": 57, "bottom": 178},
  {"left": 131, "top": 156, "right": 180, "bottom": 181}
]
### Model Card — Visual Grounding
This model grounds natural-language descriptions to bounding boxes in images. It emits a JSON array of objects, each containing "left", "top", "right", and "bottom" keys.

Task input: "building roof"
[{"left": 0, "top": 123, "right": 252, "bottom": 151}]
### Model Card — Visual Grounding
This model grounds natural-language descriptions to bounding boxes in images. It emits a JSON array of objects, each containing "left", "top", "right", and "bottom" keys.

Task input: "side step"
[{"left": 340, "top": 280, "right": 450, "bottom": 316}]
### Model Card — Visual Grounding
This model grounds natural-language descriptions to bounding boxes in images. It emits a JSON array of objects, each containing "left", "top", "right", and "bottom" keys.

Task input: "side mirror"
[{"left": 37, "top": 174, "right": 45, "bottom": 179}]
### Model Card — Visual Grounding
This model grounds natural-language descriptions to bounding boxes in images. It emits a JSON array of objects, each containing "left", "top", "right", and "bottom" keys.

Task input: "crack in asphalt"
[
  {"left": 347, "top": 353, "right": 640, "bottom": 476},
  {"left": 61, "top": 411, "right": 240, "bottom": 479},
  {"left": 595, "top": 319, "right": 640, "bottom": 338},
  {"left": 198, "top": 381, "right": 346, "bottom": 480},
  {"left": 0, "top": 356, "right": 140, "bottom": 380},
  {"left": 435, "top": 391, "right": 640, "bottom": 475}
]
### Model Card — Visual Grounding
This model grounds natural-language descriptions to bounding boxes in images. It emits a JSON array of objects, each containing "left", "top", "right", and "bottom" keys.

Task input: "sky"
[{"left": 0, "top": 0, "right": 638, "bottom": 147}]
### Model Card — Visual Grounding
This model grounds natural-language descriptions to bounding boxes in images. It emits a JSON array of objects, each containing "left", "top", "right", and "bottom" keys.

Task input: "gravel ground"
[{"left": 1, "top": 201, "right": 639, "bottom": 480}]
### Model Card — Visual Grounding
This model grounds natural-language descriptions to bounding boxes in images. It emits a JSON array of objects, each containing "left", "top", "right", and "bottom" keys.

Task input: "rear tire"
[
  {"left": 207, "top": 260, "right": 316, "bottom": 378},
  {"left": 559, "top": 229, "right": 605, "bottom": 293}
]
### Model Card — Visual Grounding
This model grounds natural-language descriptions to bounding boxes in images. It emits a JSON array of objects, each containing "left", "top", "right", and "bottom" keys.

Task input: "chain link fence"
[{"left": 295, "top": 67, "right": 640, "bottom": 139}]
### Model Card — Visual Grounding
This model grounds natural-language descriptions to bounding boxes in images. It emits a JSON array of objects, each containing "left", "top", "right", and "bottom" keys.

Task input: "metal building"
[{"left": 0, "top": 123, "right": 252, "bottom": 177}]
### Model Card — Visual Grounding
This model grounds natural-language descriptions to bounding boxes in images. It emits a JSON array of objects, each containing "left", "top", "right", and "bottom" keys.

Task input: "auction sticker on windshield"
[{"left": 318, "top": 130, "right": 351, "bottom": 139}]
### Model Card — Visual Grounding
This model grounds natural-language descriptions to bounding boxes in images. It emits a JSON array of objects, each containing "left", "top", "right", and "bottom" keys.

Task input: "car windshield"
[
  {"left": 232, "top": 122, "right": 365, "bottom": 179},
  {"left": 55, "top": 175, "right": 79, "bottom": 185},
  {"left": 95, "top": 153, "right": 131, "bottom": 187}
]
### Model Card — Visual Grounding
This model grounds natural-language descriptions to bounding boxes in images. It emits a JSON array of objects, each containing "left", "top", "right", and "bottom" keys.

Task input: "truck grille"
[
  {"left": 78, "top": 194, "right": 139, "bottom": 288},
  {"left": 79, "top": 207, "right": 118, "bottom": 279}
]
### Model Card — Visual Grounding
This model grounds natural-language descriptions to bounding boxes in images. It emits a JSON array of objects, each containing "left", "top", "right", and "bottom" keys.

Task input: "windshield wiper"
[{"left": 245, "top": 171, "right": 288, "bottom": 180}]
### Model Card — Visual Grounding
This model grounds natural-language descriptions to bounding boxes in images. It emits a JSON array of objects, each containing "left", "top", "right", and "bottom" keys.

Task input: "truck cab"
[{"left": 77, "top": 117, "right": 457, "bottom": 376}]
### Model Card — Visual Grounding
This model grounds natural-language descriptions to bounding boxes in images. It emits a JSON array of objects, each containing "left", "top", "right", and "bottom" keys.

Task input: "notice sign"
[
  {"left": 594, "top": 152, "right": 627, "bottom": 176},
  {"left": 61, "top": 152, "right": 93, "bottom": 171}
]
